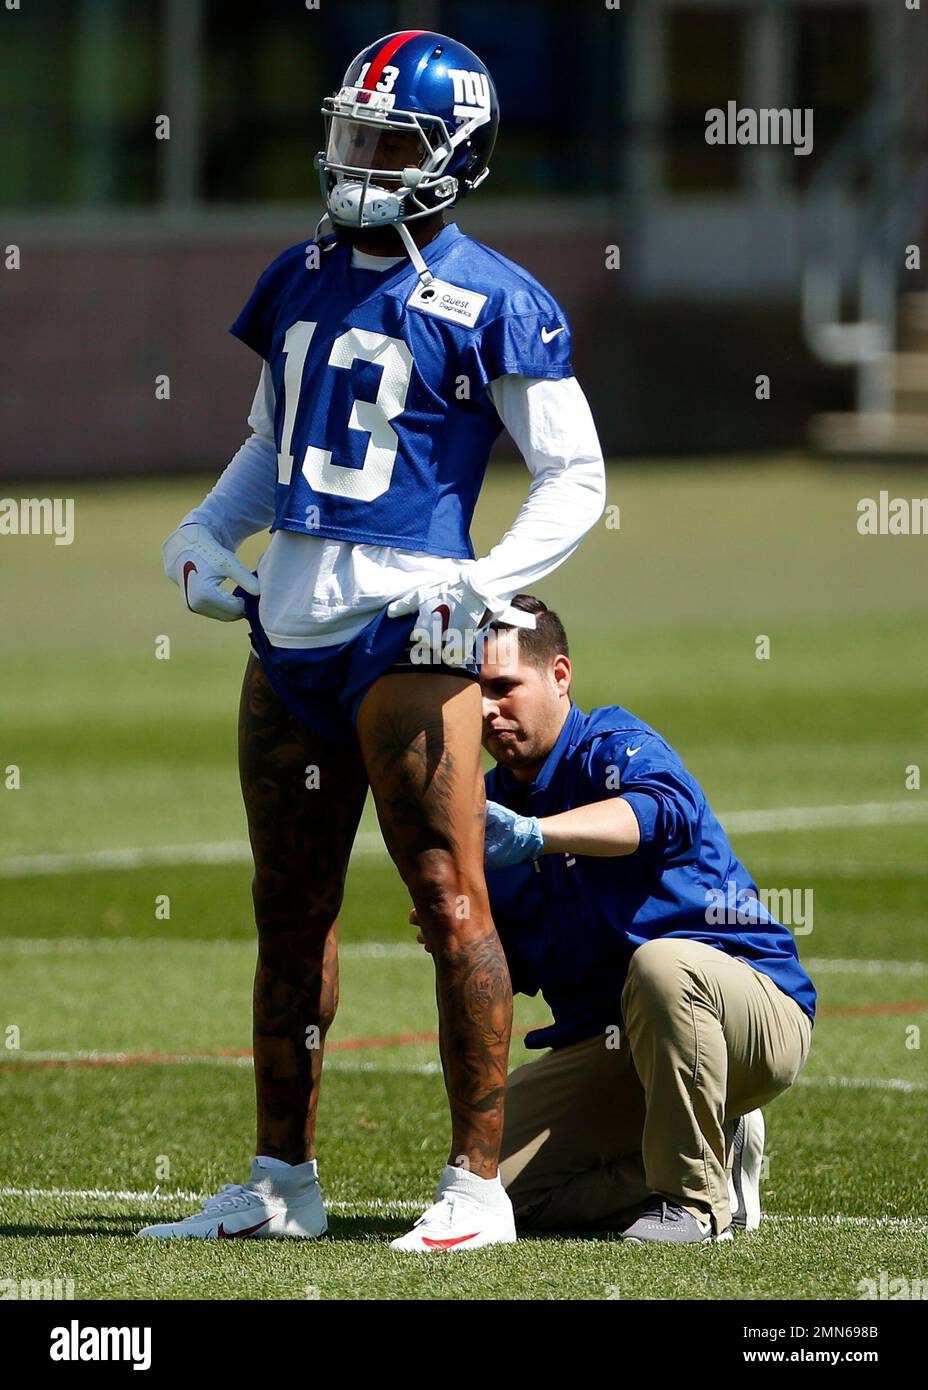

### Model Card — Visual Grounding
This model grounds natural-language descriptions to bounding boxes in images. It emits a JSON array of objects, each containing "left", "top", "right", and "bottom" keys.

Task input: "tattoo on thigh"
[
  {"left": 239, "top": 655, "right": 368, "bottom": 904},
  {"left": 364, "top": 705, "right": 464, "bottom": 853}
]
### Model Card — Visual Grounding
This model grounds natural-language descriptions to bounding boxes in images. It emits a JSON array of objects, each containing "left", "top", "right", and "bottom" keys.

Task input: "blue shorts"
[{"left": 238, "top": 587, "right": 480, "bottom": 742}]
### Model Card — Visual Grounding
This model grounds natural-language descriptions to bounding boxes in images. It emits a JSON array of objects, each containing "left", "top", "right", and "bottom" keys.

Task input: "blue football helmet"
[{"left": 316, "top": 30, "right": 499, "bottom": 230}]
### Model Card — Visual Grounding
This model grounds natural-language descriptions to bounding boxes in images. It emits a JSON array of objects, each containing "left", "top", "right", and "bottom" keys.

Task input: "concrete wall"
[{"left": 0, "top": 216, "right": 847, "bottom": 480}]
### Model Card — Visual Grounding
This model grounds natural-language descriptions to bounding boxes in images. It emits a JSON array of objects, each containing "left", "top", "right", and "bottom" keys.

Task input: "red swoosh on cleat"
[
  {"left": 217, "top": 1217, "right": 272, "bottom": 1239},
  {"left": 182, "top": 560, "right": 198, "bottom": 607},
  {"left": 421, "top": 1232, "right": 479, "bottom": 1249}
]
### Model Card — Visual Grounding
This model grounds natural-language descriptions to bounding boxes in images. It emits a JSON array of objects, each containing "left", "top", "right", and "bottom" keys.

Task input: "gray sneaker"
[
  {"left": 621, "top": 1195, "right": 733, "bottom": 1244},
  {"left": 729, "top": 1109, "right": 765, "bottom": 1232}
]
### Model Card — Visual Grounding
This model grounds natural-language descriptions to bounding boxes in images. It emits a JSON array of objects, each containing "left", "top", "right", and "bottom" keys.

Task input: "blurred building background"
[{"left": 1, "top": 0, "right": 927, "bottom": 478}]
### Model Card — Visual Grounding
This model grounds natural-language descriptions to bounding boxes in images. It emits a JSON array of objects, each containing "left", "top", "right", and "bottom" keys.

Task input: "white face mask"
[
  {"left": 327, "top": 175, "right": 408, "bottom": 226},
  {"left": 318, "top": 106, "right": 456, "bottom": 229}
]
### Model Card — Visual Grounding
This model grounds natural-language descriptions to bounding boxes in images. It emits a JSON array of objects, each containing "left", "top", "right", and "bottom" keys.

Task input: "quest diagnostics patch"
[{"left": 407, "top": 278, "right": 488, "bottom": 328}]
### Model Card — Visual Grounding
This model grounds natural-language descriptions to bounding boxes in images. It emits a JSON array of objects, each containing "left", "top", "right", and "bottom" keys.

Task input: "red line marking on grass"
[
  {"left": 1, "top": 1006, "right": 924, "bottom": 1071},
  {"left": 330, "top": 1029, "right": 442, "bottom": 1051},
  {"left": 0, "top": 1027, "right": 511, "bottom": 1071},
  {"left": 817, "top": 1000, "right": 928, "bottom": 1018}
]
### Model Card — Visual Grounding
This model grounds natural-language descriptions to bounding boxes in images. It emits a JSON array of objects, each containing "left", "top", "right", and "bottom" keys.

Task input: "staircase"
[
  {"left": 811, "top": 293, "right": 928, "bottom": 456},
  {"left": 801, "top": 15, "right": 928, "bottom": 458}
]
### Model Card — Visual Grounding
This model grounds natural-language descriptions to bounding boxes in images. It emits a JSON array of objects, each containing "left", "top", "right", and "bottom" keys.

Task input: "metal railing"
[{"left": 800, "top": 25, "right": 928, "bottom": 420}]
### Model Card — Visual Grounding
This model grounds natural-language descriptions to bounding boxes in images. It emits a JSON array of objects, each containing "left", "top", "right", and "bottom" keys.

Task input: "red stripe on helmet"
[{"left": 363, "top": 30, "right": 427, "bottom": 89}]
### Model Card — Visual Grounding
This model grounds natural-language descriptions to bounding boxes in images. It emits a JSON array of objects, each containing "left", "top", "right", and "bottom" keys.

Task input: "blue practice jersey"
[
  {"left": 485, "top": 704, "right": 817, "bottom": 1051},
  {"left": 230, "top": 223, "right": 573, "bottom": 559}
]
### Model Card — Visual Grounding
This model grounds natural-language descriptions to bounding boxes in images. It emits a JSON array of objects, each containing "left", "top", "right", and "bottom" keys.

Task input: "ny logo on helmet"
[{"left": 449, "top": 70, "right": 491, "bottom": 120}]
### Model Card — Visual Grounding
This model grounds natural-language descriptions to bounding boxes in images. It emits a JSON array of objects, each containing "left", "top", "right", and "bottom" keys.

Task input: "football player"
[{"left": 147, "top": 31, "right": 605, "bottom": 1251}]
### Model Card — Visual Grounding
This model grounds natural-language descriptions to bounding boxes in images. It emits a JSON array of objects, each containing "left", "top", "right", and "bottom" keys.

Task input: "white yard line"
[
  {"left": 4, "top": 1048, "right": 923, "bottom": 1092},
  {"left": 2, "top": 799, "right": 926, "bottom": 879},
  {"left": 760, "top": 1214, "right": 928, "bottom": 1231},
  {"left": 0, "top": 835, "right": 380, "bottom": 878},
  {"left": 323, "top": 1060, "right": 441, "bottom": 1075},
  {"left": 721, "top": 801, "right": 928, "bottom": 833},
  {"left": 806, "top": 957, "right": 928, "bottom": 977},
  {"left": 1, "top": 939, "right": 924, "bottom": 979},
  {"left": 0, "top": 1185, "right": 422, "bottom": 1213},
  {"left": 7, "top": 1050, "right": 256, "bottom": 1067},
  {"left": 7, "top": 1051, "right": 440, "bottom": 1075},
  {"left": 1, "top": 1186, "right": 924, "bottom": 1230},
  {"left": 795, "top": 1075, "right": 927, "bottom": 1094},
  {"left": 767, "top": 862, "right": 928, "bottom": 878},
  {"left": 0, "top": 939, "right": 423, "bottom": 959}
]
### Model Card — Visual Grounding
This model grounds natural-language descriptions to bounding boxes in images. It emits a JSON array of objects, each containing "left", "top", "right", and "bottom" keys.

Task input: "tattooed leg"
[
  {"left": 238, "top": 655, "right": 368, "bottom": 1164},
  {"left": 356, "top": 672, "right": 513, "bottom": 1179}
]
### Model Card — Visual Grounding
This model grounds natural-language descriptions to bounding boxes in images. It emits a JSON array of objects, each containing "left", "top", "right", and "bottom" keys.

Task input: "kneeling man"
[{"left": 475, "top": 596, "right": 815, "bottom": 1243}]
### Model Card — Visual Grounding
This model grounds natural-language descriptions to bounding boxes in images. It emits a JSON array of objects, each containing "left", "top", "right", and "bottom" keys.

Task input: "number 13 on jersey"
[{"left": 277, "top": 321, "right": 414, "bottom": 503}]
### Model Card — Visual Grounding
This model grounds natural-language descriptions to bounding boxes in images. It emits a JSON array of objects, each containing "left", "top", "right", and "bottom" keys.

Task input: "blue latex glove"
[{"left": 484, "top": 800, "right": 545, "bottom": 870}]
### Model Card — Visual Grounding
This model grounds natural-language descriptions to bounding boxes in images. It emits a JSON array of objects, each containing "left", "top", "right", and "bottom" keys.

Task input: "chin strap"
[
  {"left": 396, "top": 220, "right": 435, "bottom": 288},
  {"left": 316, "top": 205, "right": 435, "bottom": 288},
  {"left": 312, "top": 212, "right": 340, "bottom": 251}
]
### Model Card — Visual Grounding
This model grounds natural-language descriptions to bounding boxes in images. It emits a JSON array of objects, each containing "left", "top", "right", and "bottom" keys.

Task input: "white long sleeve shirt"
[{"left": 184, "top": 248, "right": 606, "bottom": 648}]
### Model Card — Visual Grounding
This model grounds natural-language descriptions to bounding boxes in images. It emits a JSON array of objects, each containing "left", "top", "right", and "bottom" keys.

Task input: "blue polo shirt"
[{"left": 485, "top": 703, "right": 816, "bottom": 1051}]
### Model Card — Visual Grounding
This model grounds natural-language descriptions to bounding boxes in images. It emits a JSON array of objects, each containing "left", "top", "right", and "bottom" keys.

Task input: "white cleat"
[
  {"left": 138, "top": 1160, "right": 326, "bottom": 1240},
  {"left": 729, "top": 1109, "right": 765, "bottom": 1232},
  {"left": 390, "top": 1167, "right": 517, "bottom": 1254}
]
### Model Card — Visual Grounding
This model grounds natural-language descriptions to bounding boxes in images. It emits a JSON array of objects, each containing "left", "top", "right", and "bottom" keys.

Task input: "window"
[
  {"left": 201, "top": 0, "right": 395, "bottom": 203},
  {"left": 666, "top": 8, "right": 744, "bottom": 193},
  {"left": 0, "top": 0, "right": 160, "bottom": 208},
  {"left": 0, "top": 0, "right": 626, "bottom": 210},
  {"left": 794, "top": 4, "right": 871, "bottom": 183}
]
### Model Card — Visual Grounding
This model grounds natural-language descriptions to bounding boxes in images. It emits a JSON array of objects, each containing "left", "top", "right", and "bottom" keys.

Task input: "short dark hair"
[{"left": 489, "top": 594, "right": 569, "bottom": 671}]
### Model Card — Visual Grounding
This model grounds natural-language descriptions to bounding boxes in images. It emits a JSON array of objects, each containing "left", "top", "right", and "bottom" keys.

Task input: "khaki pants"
[{"left": 499, "top": 938, "right": 813, "bottom": 1233}]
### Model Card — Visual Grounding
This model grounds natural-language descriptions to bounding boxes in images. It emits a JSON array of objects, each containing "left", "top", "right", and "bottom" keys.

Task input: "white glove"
[
  {"left": 387, "top": 573, "right": 536, "bottom": 667},
  {"left": 162, "top": 522, "right": 260, "bottom": 622}
]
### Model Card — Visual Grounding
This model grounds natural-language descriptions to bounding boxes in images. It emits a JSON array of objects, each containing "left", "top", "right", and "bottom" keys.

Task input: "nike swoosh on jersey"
[
  {"left": 540, "top": 325, "right": 565, "bottom": 343},
  {"left": 626, "top": 746, "right": 642, "bottom": 757}
]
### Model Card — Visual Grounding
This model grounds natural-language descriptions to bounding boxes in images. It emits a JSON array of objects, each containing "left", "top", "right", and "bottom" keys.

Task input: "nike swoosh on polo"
[
  {"left": 432, "top": 603, "right": 452, "bottom": 636},
  {"left": 540, "top": 325, "right": 565, "bottom": 343},
  {"left": 217, "top": 1217, "right": 273, "bottom": 1239},
  {"left": 421, "top": 1232, "right": 480, "bottom": 1249}
]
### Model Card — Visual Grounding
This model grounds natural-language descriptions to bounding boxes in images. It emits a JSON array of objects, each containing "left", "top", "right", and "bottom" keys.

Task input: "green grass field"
[{"left": 1, "top": 458, "right": 927, "bottom": 1300}]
